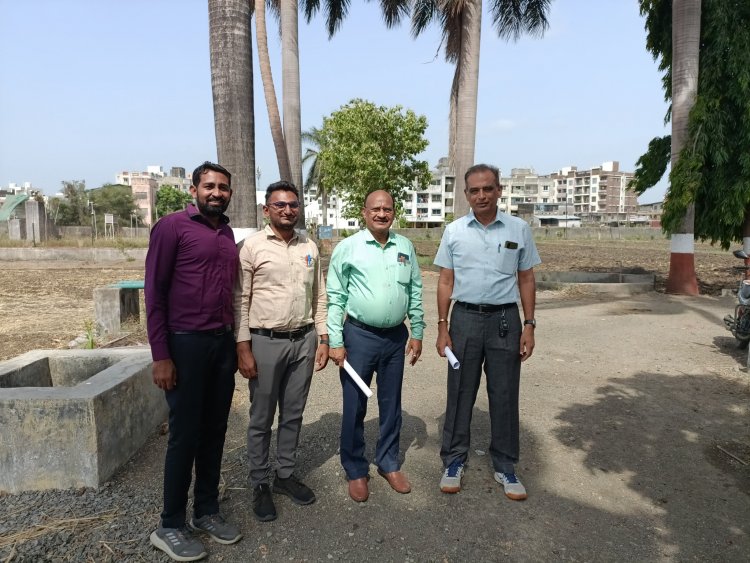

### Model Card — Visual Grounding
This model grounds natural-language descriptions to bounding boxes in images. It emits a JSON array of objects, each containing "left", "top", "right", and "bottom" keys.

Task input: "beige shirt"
[{"left": 234, "top": 225, "right": 327, "bottom": 342}]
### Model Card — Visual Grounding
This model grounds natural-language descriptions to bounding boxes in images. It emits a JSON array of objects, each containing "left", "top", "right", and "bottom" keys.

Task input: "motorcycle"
[{"left": 723, "top": 249, "right": 750, "bottom": 349}]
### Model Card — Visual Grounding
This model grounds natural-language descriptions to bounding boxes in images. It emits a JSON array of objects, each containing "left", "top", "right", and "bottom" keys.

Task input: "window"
[
  {"left": 431, "top": 209, "right": 441, "bottom": 216},
  {"left": 431, "top": 194, "right": 441, "bottom": 202},
  {"left": 347, "top": 220, "right": 356, "bottom": 227}
]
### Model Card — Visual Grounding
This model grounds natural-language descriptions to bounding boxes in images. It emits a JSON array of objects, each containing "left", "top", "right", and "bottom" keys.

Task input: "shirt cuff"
[
  {"left": 150, "top": 342, "right": 171, "bottom": 362},
  {"left": 236, "top": 326, "right": 252, "bottom": 342}
]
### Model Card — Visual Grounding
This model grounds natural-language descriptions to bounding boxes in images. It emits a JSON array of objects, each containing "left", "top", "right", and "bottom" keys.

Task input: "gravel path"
[{"left": 1, "top": 273, "right": 749, "bottom": 562}]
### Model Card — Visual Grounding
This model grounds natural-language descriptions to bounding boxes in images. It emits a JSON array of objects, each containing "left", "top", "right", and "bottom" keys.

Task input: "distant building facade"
[{"left": 116, "top": 165, "right": 192, "bottom": 226}]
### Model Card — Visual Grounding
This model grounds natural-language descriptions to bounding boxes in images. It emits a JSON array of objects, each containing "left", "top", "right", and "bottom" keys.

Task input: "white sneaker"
[
  {"left": 440, "top": 460, "right": 465, "bottom": 493},
  {"left": 494, "top": 472, "right": 527, "bottom": 500}
]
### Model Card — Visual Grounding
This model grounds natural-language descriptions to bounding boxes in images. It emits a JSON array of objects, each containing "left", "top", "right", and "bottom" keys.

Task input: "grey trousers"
[
  {"left": 440, "top": 304, "right": 522, "bottom": 474},
  {"left": 247, "top": 330, "right": 316, "bottom": 487}
]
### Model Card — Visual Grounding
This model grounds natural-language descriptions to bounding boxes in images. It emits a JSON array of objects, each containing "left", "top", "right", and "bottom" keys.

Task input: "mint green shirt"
[{"left": 326, "top": 229, "right": 425, "bottom": 348}]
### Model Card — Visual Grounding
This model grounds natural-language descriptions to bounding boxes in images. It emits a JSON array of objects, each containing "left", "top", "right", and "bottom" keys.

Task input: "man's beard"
[{"left": 196, "top": 198, "right": 228, "bottom": 217}]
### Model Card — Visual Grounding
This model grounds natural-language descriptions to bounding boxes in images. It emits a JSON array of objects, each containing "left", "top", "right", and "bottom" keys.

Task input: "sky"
[{"left": 0, "top": 0, "right": 669, "bottom": 204}]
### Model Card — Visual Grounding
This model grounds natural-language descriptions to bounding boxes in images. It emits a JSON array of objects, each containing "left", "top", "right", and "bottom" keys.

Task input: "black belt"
[
  {"left": 250, "top": 323, "right": 313, "bottom": 341},
  {"left": 347, "top": 317, "right": 402, "bottom": 334},
  {"left": 171, "top": 324, "right": 233, "bottom": 336},
  {"left": 454, "top": 301, "right": 516, "bottom": 313}
]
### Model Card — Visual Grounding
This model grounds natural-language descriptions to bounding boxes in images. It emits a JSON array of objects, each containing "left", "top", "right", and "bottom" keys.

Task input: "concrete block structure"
[
  {"left": 0, "top": 348, "right": 166, "bottom": 493},
  {"left": 94, "top": 281, "right": 143, "bottom": 337}
]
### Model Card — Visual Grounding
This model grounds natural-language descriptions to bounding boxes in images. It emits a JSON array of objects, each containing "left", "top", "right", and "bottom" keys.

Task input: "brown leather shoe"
[
  {"left": 377, "top": 470, "right": 411, "bottom": 494},
  {"left": 348, "top": 477, "right": 369, "bottom": 502}
]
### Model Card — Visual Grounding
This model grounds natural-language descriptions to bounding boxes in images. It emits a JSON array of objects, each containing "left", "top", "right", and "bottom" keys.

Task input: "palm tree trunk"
[
  {"left": 452, "top": 0, "right": 482, "bottom": 219},
  {"left": 281, "top": 0, "right": 306, "bottom": 228},
  {"left": 208, "top": 0, "right": 256, "bottom": 228},
  {"left": 255, "top": 0, "right": 292, "bottom": 183},
  {"left": 665, "top": 0, "right": 701, "bottom": 295}
]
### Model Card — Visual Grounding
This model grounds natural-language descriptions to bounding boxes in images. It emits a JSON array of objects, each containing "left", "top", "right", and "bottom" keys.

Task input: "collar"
[
  {"left": 264, "top": 224, "right": 299, "bottom": 244},
  {"left": 187, "top": 203, "right": 230, "bottom": 226},
  {"left": 363, "top": 228, "right": 396, "bottom": 247},
  {"left": 468, "top": 207, "right": 505, "bottom": 227}
]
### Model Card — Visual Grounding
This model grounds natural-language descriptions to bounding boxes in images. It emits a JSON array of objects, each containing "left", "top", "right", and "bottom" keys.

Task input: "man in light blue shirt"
[
  {"left": 434, "top": 164, "right": 541, "bottom": 500},
  {"left": 327, "top": 190, "right": 425, "bottom": 502}
]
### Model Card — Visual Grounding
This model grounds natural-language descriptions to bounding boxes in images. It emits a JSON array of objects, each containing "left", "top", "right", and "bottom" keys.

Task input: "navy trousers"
[
  {"left": 161, "top": 331, "right": 237, "bottom": 528},
  {"left": 339, "top": 319, "right": 408, "bottom": 480}
]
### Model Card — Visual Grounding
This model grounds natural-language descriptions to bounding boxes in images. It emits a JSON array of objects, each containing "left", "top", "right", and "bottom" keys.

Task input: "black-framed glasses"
[{"left": 268, "top": 201, "right": 300, "bottom": 210}]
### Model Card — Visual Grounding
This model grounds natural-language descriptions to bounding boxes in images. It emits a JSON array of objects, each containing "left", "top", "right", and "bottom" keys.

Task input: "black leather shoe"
[
  {"left": 253, "top": 484, "right": 277, "bottom": 522},
  {"left": 274, "top": 475, "right": 316, "bottom": 505}
]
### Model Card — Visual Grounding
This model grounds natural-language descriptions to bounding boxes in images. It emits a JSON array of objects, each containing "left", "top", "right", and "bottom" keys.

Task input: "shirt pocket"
[
  {"left": 497, "top": 246, "right": 520, "bottom": 275},
  {"left": 397, "top": 263, "right": 411, "bottom": 284}
]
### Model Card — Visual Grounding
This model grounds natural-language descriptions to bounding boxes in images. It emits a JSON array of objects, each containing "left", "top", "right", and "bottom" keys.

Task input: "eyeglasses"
[
  {"left": 268, "top": 201, "right": 300, "bottom": 210},
  {"left": 366, "top": 206, "right": 394, "bottom": 215}
]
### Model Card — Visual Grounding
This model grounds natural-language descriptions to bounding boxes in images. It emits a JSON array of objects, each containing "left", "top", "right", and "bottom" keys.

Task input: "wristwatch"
[{"left": 523, "top": 319, "right": 536, "bottom": 328}]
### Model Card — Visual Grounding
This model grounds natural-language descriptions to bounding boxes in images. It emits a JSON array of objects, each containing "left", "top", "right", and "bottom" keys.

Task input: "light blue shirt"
[{"left": 434, "top": 209, "right": 541, "bottom": 305}]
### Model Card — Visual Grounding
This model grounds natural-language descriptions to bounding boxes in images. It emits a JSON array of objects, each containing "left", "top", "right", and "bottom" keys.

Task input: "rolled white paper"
[
  {"left": 343, "top": 360, "right": 373, "bottom": 398},
  {"left": 444, "top": 347, "right": 460, "bottom": 369}
]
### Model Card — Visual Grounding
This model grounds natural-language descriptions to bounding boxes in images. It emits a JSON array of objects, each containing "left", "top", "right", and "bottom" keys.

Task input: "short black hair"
[
  {"left": 464, "top": 164, "right": 500, "bottom": 188},
  {"left": 265, "top": 181, "right": 300, "bottom": 203},
  {"left": 192, "top": 161, "right": 232, "bottom": 188}
]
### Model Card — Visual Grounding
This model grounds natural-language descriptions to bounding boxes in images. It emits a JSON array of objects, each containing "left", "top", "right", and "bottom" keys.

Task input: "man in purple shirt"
[{"left": 145, "top": 161, "right": 242, "bottom": 561}]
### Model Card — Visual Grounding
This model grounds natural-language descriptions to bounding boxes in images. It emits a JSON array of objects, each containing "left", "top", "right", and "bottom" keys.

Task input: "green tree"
[
  {"left": 317, "top": 99, "right": 430, "bottom": 219},
  {"left": 633, "top": 1, "right": 750, "bottom": 289},
  {"left": 302, "top": 126, "right": 330, "bottom": 226},
  {"left": 88, "top": 184, "right": 140, "bottom": 227},
  {"left": 53, "top": 180, "right": 88, "bottom": 225},
  {"left": 155, "top": 185, "right": 192, "bottom": 217}
]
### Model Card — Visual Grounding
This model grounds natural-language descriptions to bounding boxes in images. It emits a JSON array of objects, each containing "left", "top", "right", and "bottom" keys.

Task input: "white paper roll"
[
  {"left": 444, "top": 347, "right": 460, "bottom": 369},
  {"left": 343, "top": 360, "right": 373, "bottom": 398}
]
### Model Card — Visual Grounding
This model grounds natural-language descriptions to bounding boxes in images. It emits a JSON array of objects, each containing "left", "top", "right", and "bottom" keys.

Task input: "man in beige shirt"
[{"left": 234, "top": 181, "right": 328, "bottom": 523}]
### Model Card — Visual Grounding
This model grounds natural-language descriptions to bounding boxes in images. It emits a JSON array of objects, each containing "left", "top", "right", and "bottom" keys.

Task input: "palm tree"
[
  {"left": 280, "top": 0, "right": 306, "bottom": 226},
  {"left": 411, "top": 0, "right": 551, "bottom": 218},
  {"left": 208, "top": 0, "right": 257, "bottom": 228},
  {"left": 255, "top": 0, "right": 293, "bottom": 184},
  {"left": 301, "top": 126, "right": 330, "bottom": 226},
  {"left": 665, "top": 0, "right": 700, "bottom": 295}
]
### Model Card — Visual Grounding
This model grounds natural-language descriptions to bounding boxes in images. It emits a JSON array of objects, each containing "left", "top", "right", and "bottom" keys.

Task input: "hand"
[
  {"left": 520, "top": 326, "right": 535, "bottom": 362},
  {"left": 329, "top": 346, "right": 346, "bottom": 367},
  {"left": 436, "top": 325, "right": 453, "bottom": 357},
  {"left": 237, "top": 341, "right": 258, "bottom": 379},
  {"left": 153, "top": 359, "right": 177, "bottom": 391},
  {"left": 315, "top": 344, "right": 329, "bottom": 371},
  {"left": 406, "top": 338, "right": 422, "bottom": 366}
]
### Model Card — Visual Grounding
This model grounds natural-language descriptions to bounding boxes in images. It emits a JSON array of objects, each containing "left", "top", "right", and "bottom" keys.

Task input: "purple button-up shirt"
[{"left": 145, "top": 204, "right": 239, "bottom": 361}]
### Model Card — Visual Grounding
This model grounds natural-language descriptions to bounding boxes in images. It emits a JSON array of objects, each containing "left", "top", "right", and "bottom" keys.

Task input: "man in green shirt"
[{"left": 327, "top": 190, "right": 425, "bottom": 502}]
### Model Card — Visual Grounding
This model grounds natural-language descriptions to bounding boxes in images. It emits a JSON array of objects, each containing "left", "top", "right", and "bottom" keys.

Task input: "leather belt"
[
  {"left": 347, "top": 317, "right": 402, "bottom": 334},
  {"left": 172, "top": 324, "right": 233, "bottom": 336},
  {"left": 454, "top": 301, "right": 516, "bottom": 313},
  {"left": 250, "top": 323, "right": 313, "bottom": 341}
]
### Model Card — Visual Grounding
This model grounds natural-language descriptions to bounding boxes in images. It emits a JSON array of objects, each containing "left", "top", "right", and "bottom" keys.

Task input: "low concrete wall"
[
  {"left": 536, "top": 271, "right": 656, "bottom": 295},
  {"left": 0, "top": 348, "right": 166, "bottom": 493}
]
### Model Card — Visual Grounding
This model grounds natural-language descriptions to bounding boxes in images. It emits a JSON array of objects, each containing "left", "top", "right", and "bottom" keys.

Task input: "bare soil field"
[{"left": 0, "top": 238, "right": 739, "bottom": 362}]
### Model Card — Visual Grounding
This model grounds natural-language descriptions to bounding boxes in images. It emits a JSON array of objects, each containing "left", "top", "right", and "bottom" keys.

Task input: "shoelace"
[
  {"left": 502, "top": 473, "right": 519, "bottom": 484},
  {"left": 446, "top": 461, "right": 463, "bottom": 478}
]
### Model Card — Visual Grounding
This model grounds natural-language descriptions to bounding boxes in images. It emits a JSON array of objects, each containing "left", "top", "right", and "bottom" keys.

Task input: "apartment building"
[
  {"left": 549, "top": 161, "right": 638, "bottom": 223},
  {"left": 403, "top": 157, "right": 455, "bottom": 227},
  {"left": 116, "top": 165, "right": 192, "bottom": 226}
]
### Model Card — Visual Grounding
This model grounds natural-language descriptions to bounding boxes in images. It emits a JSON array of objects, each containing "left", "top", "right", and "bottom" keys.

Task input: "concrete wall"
[{"left": 0, "top": 349, "right": 167, "bottom": 493}]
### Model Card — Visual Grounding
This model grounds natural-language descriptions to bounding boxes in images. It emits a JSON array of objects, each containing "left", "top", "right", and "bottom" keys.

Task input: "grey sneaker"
[
  {"left": 494, "top": 472, "right": 528, "bottom": 500},
  {"left": 440, "top": 460, "right": 465, "bottom": 493},
  {"left": 150, "top": 527, "right": 207, "bottom": 562},
  {"left": 188, "top": 513, "right": 243, "bottom": 545}
]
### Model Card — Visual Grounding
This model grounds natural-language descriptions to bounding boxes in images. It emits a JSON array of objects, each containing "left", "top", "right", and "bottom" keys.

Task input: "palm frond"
[
  {"left": 491, "top": 0, "right": 551, "bottom": 42},
  {"left": 376, "top": 0, "right": 411, "bottom": 28}
]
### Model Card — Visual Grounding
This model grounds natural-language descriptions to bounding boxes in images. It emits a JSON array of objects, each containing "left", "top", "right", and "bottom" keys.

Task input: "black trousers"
[{"left": 160, "top": 331, "right": 237, "bottom": 528}]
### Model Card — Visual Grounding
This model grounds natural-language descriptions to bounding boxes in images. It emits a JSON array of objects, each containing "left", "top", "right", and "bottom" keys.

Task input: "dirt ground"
[
  {"left": 0, "top": 238, "right": 749, "bottom": 560},
  {"left": 0, "top": 237, "right": 739, "bottom": 361}
]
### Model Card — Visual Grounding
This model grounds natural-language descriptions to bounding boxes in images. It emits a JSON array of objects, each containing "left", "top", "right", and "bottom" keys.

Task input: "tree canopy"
[
  {"left": 633, "top": 0, "right": 750, "bottom": 249},
  {"left": 156, "top": 185, "right": 192, "bottom": 218},
  {"left": 317, "top": 99, "right": 430, "bottom": 219},
  {"left": 89, "top": 184, "right": 140, "bottom": 225}
]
